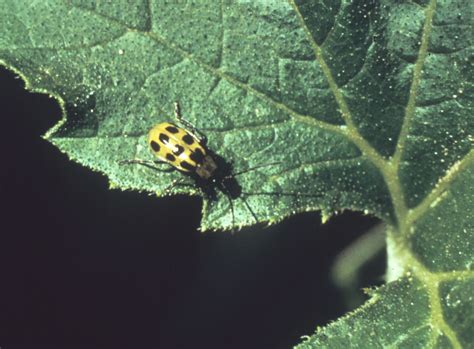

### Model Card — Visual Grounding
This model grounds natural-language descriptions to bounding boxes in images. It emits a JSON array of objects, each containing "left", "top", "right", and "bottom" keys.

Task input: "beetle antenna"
[{"left": 225, "top": 162, "right": 281, "bottom": 179}]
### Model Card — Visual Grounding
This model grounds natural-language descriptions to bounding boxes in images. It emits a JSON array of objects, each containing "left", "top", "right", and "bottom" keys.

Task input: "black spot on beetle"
[
  {"left": 182, "top": 134, "right": 194, "bottom": 145},
  {"left": 190, "top": 148, "right": 204, "bottom": 163},
  {"left": 173, "top": 144, "right": 184, "bottom": 156},
  {"left": 180, "top": 161, "right": 195, "bottom": 171},
  {"left": 165, "top": 125, "right": 179, "bottom": 134},
  {"left": 150, "top": 140, "right": 160, "bottom": 152},
  {"left": 159, "top": 133, "right": 169, "bottom": 144},
  {"left": 166, "top": 153, "right": 176, "bottom": 162}
]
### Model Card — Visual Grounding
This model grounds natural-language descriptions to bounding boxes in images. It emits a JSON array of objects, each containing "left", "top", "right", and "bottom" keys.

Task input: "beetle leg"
[
  {"left": 240, "top": 196, "right": 258, "bottom": 224},
  {"left": 118, "top": 159, "right": 175, "bottom": 172},
  {"left": 164, "top": 178, "right": 194, "bottom": 193},
  {"left": 220, "top": 185, "right": 237, "bottom": 227}
]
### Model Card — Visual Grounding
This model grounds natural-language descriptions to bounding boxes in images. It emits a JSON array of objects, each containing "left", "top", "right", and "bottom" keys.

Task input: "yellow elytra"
[{"left": 147, "top": 122, "right": 218, "bottom": 180}]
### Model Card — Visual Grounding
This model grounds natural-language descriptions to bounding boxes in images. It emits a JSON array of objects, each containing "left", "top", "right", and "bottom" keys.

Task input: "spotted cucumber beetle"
[{"left": 120, "top": 102, "right": 278, "bottom": 227}]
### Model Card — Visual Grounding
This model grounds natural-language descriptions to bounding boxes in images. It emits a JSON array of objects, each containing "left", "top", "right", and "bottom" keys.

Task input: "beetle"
[{"left": 120, "top": 102, "right": 277, "bottom": 227}]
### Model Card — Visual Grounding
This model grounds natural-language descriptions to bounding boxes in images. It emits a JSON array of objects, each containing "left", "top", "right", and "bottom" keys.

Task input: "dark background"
[{"left": 0, "top": 66, "right": 383, "bottom": 349}]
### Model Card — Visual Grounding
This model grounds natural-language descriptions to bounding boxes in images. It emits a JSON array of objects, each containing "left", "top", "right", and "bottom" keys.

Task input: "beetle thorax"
[{"left": 196, "top": 155, "right": 218, "bottom": 179}]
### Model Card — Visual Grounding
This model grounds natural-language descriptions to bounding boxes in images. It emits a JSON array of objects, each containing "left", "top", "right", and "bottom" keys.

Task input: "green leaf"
[
  {"left": 0, "top": 0, "right": 393, "bottom": 230},
  {"left": 0, "top": 0, "right": 472, "bottom": 348}
]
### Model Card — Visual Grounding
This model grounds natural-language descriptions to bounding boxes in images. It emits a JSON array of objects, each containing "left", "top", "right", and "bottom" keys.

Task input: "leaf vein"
[
  {"left": 287, "top": 0, "right": 387, "bottom": 174},
  {"left": 407, "top": 149, "right": 474, "bottom": 226},
  {"left": 392, "top": 0, "right": 437, "bottom": 165}
]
